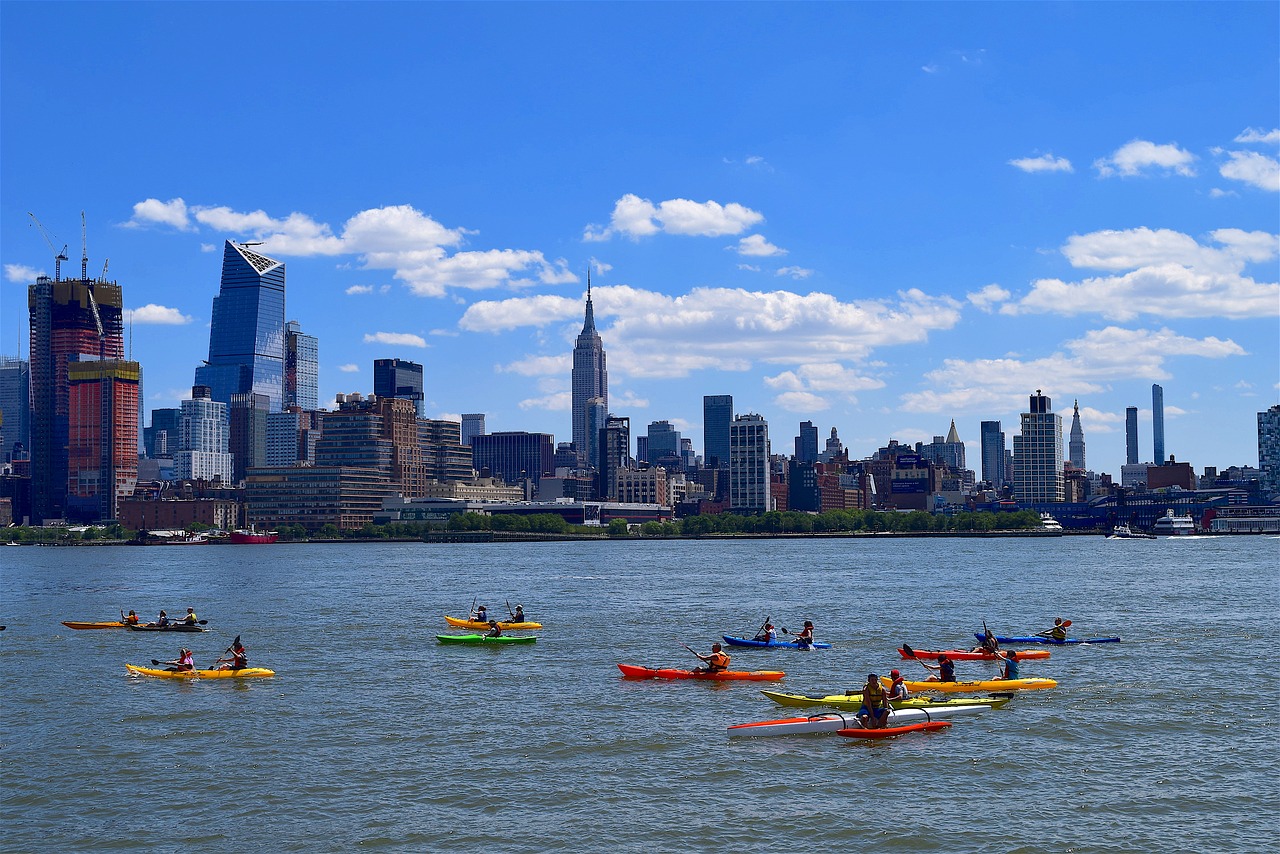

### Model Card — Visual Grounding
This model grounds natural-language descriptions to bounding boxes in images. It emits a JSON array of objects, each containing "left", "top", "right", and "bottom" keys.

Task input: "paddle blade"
[
  {"left": 902, "top": 643, "right": 917, "bottom": 658},
  {"left": 1062, "top": 620, "right": 1073, "bottom": 628},
  {"left": 233, "top": 635, "right": 241, "bottom": 646}
]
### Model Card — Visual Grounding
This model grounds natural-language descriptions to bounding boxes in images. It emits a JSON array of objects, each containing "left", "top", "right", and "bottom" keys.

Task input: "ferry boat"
[
  {"left": 1151, "top": 509, "right": 1195, "bottom": 536},
  {"left": 229, "top": 527, "right": 280, "bottom": 544}
]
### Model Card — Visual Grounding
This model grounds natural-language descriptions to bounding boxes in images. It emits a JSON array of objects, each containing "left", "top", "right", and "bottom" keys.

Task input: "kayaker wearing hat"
[
  {"left": 152, "top": 610, "right": 169, "bottom": 627},
  {"left": 858, "top": 673, "right": 890, "bottom": 729},
  {"left": 510, "top": 604, "right": 526, "bottom": 622},
  {"left": 886, "top": 669, "right": 910, "bottom": 702},
  {"left": 164, "top": 647, "right": 194, "bottom": 672}
]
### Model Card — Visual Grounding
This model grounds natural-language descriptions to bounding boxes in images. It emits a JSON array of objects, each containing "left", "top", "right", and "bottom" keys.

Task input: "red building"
[{"left": 66, "top": 360, "right": 140, "bottom": 521}]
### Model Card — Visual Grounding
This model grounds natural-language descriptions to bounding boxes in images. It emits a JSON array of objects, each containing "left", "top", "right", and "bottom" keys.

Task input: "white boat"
[
  {"left": 727, "top": 705, "right": 990, "bottom": 737},
  {"left": 1039, "top": 513, "right": 1063, "bottom": 532},
  {"left": 1152, "top": 509, "right": 1195, "bottom": 536},
  {"left": 1108, "top": 524, "right": 1156, "bottom": 540}
]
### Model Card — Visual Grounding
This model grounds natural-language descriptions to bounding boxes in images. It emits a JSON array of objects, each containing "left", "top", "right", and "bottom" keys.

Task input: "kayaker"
[
  {"left": 792, "top": 621, "right": 816, "bottom": 648},
  {"left": 886, "top": 669, "right": 910, "bottom": 702},
  {"left": 695, "top": 643, "right": 730, "bottom": 673},
  {"left": 123, "top": 610, "right": 140, "bottom": 625},
  {"left": 182, "top": 607, "right": 198, "bottom": 625},
  {"left": 485, "top": 620, "right": 503, "bottom": 638},
  {"left": 971, "top": 631, "right": 999, "bottom": 654},
  {"left": 511, "top": 604, "right": 526, "bottom": 622},
  {"left": 754, "top": 623, "right": 778, "bottom": 644},
  {"left": 216, "top": 639, "right": 249, "bottom": 671},
  {"left": 1044, "top": 618, "right": 1068, "bottom": 641},
  {"left": 996, "top": 651, "right": 1020, "bottom": 680},
  {"left": 165, "top": 648, "right": 194, "bottom": 672},
  {"left": 473, "top": 604, "right": 489, "bottom": 623},
  {"left": 857, "top": 673, "right": 891, "bottom": 729},
  {"left": 921, "top": 654, "right": 956, "bottom": 682},
  {"left": 153, "top": 610, "right": 169, "bottom": 627}
]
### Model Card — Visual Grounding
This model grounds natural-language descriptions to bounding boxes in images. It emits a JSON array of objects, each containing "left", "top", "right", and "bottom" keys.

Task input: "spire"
[
  {"left": 946, "top": 419, "right": 960, "bottom": 444},
  {"left": 581, "top": 270, "right": 597, "bottom": 335}
]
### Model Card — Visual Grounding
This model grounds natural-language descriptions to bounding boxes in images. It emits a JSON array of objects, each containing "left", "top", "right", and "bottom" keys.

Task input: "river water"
[{"left": 1, "top": 535, "right": 1276, "bottom": 852}]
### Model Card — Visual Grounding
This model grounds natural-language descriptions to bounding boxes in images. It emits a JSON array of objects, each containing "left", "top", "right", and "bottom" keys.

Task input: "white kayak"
[{"left": 727, "top": 704, "right": 990, "bottom": 737}]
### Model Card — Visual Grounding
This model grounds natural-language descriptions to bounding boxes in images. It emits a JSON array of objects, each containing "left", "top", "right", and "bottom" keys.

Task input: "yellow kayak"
[
  {"left": 891, "top": 677, "right": 1057, "bottom": 693},
  {"left": 444, "top": 615, "right": 542, "bottom": 631},
  {"left": 125, "top": 663, "right": 275, "bottom": 679},
  {"left": 63, "top": 620, "right": 129, "bottom": 629}
]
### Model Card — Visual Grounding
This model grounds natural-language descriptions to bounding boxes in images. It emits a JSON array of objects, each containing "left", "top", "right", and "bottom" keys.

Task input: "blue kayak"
[
  {"left": 722, "top": 635, "right": 832, "bottom": 650},
  {"left": 976, "top": 632, "right": 1120, "bottom": 645}
]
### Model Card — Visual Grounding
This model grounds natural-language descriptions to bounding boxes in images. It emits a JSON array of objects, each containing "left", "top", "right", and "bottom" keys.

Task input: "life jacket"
[
  {"left": 940, "top": 660, "right": 955, "bottom": 681},
  {"left": 889, "top": 677, "right": 908, "bottom": 699},
  {"left": 864, "top": 680, "right": 888, "bottom": 709},
  {"left": 179, "top": 652, "right": 193, "bottom": 668},
  {"left": 708, "top": 651, "right": 730, "bottom": 671},
  {"left": 184, "top": 613, "right": 197, "bottom": 624}
]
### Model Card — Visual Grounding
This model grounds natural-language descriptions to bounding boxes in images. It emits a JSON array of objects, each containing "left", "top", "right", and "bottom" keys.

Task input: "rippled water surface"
[{"left": 2, "top": 536, "right": 1276, "bottom": 852}]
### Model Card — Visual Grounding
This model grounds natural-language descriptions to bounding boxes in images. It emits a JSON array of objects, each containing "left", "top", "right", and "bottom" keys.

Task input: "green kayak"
[
  {"left": 436, "top": 633, "right": 536, "bottom": 645},
  {"left": 760, "top": 689, "right": 1013, "bottom": 710}
]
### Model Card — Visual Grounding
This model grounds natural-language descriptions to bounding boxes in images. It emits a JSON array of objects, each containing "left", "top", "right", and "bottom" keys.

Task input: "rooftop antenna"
[{"left": 81, "top": 210, "right": 88, "bottom": 281}]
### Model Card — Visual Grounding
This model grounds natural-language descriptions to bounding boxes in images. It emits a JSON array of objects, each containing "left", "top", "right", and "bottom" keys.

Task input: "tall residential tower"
[
  {"left": 1152, "top": 384, "right": 1166, "bottom": 465},
  {"left": 1012, "top": 390, "right": 1064, "bottom": 502}
]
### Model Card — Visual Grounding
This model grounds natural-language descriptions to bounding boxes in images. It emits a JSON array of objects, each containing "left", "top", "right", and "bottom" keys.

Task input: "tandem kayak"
[
  {"left": 893, "top": 677, "right": 1057, "bottom": 693},
  {"left": 728, "top": 705, "right": 988, "bottom": 737},
  {"left": 436, "top": 634, "right": 537, "bottom": 645},
  {"left": 126, "top": 623, "right": 208, "bottom": 633},
  {"left": 618, "top": 664, "right": 785, "bottom": 681},
  {"left": 722, "top": 635, "right": 833, "bottom": 650},
  {"left": 838, "top": 721, "right": 952, "bottom": 739},
  {"left": 760, "top": 690, "right": 1013, "bottom": 711},
  {"left": 125, "top": 664, "right": 274, "bottom": 679},
  {"left": 898, "top": 647, "right": 1050, "bottom": 661},
  {"left": 62, "top": 620, "right": 128, "bottom": 630},
  {"left": 445, "top": 616, "right": 543, "bottom": 631},
  {"left": 975, "top": 632, "right": 1120, "bottom": 645}
]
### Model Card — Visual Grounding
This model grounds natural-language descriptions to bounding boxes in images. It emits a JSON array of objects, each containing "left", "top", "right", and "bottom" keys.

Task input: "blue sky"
[{"left": 2, "top": 2, "right": 1277, "bottom": 479}]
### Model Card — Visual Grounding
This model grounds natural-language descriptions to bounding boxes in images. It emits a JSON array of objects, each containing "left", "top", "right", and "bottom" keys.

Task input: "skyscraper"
[
  {"left": 1152, "top": 384, "right": 1165, "bottom": 464},
  {"left": 461, "top": 413, "right": 486, "bottom": 446},
  {"left": 472, "top": 431, "right": 555, "bottom": 490},
  {"left": 571, "top": 278, "right": 607, "bottom": 467},
  {"left": 1259, "top": 405, "right": 1280, "bottom": 500},
  {"left": 729, "top": 413, "right": 771, "bottom": 514},
  {"left": 228, "top": 392, "right": 270, "bottom": 483},
  {"left": 1125, "top": 406, "right": 1139, "bottom": 465},
  {"left": 29, "top": 274, "right": 125, "bottom": 522},
  {"left": 66, "top": 360, "right": 140, "bottom": 521},
  {"left": 1012, "top": 390, "right": 1064, "bottom": 502},
  {"left": 0, "top": 357, "right": 30, "bottom": 461},
  {"left": 979, "top": 421, "right": 1005, "bottom": 487},
  {"left": 702, "top": 394, "right": 733, "bottom": 469},
  {"left": 144, "top": 407, "right": 181, "bottom": 459},
  {"left": 596, "top": 415, "right": 631, "bottom": 501},
  {"left": 1068, "top": 400, "right": 1087, "bottom": 470},
  {"left": 174, "top": 386, "right": 233, "bottom": 483},
  {"left": 284, "top": 320, "right": 319, "bottom": 411},
  {"left": 195, "top": 241, "right": 286, "bottom": 411},
  {"left": 373, "top": 358, "right": 425, "bottom": 418},
  {"left": 646, "top": 420, "right": 683, "bottom": 469},
  {"left": 795, "top": 420, "right": 819, "bottom": 464}
]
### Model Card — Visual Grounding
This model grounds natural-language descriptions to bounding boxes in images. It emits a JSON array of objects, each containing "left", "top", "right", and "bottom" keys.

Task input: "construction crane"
[
  {"left": 100, "top": 259, "right": 110, "bottom": 281},
  {"left": 81, "top": 210, "right": 88, "bottom": 280},
  {"left": 28, "top": 212, "right": 69, "bottom": 281}
]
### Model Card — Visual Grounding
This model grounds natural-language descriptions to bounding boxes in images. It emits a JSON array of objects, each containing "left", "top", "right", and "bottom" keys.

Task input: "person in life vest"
[
  {"left": 216, "top": 638, "right": 248, "bottom": 671},
  {"left": 971, "top": 630, "right": 999, "bottom": 654},
  {"left": 858, "top": 673, "right": 891, "bottom": 729},
  {"left": 123, "top": 610, "right": 140, "bottom": 625},
  {"left": 754, "top": 622, "right": 778, "bottom": 644},
  {"left": 484, "top": 620, "right": 503, "bottom": 639},
  {"left": 792, "top": 621, "right": 815, "bottom": 648},
  {"left": 153, "top": 610, "right": 169, "bottom": 627},
  {"left": 922, "top": 654, "right": 956, "bottom": 682},
  {"left": 695, "top": 643, "right": 730, "bottom": 673},
  {"left": 165, "top": 648, "right": 194, "bottom": 672},
  {"left": 1046, "top": 618, "right": 1068, "bottom": 641},
  {"left": 472, "top": 604, "right": 488, "bottom": 624},
  {"left": 510, "top": 604, "right": 526, "bottom": 623},
  {"left": 996, "top": 650, "right": 1020, "bottom": 680},
  {"left": 886, "top": 669, "right": 910, "bottom": 702},
  {"left": 182, "top": 607, "right": 198, "bottom": 625}
]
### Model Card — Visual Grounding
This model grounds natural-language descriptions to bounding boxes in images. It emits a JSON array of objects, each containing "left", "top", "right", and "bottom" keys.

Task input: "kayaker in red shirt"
[
  {"left": 695, "top": 643, "right": 730, "bottom": 673},
  {"left": 886, "top": 669, "right": 910, "bottom": 701}
]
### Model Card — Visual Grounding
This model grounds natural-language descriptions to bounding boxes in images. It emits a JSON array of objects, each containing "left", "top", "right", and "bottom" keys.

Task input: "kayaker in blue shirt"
[
  {"left": 472, "top": 604, "right": 488, "bottom": 624},
  {"left": 921, "top": 654, "right": 956, "bottom": 682},
  {"left": 153, "top": 610, "right": 169, "bottom": 627},
  {"left": 510, "top": 604, "right": 526, "bottom": 623},
  {"left": 857, "top": 673, "right": 891, "bottom": 729},
  {"left": 996, "top": 651, "right": 1020, "bottom": 680},
  {"left": 886, "top": 669, "right": 910, "bottom": 702}
]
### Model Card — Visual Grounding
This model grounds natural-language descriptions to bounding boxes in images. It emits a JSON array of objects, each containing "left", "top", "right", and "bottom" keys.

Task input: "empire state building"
[{"left": 571, "top": 276, "right": 607, "bottom": 467}]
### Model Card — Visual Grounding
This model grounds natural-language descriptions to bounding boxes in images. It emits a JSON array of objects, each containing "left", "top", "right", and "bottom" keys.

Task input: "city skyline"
[{"left": 1, "top": 4, "right": 1277, "bottom": 479}]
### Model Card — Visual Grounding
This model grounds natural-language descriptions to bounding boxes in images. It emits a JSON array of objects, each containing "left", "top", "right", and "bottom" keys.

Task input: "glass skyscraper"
[
  {"left": 373, "top": 358, "right": 425, "bottom": 418},
  {"left": 703, "top": 394, "right": 733, "bottom": 469},
  {"left": 980, "top": 420, "right": 1006, "bottom": 487},
  {"left": 1125, "top": 406, "right": 1139, "bottom": 465},
  {"left": 1152, "top": 384, "right": 1165, "bottom": 465},
  {"left": 195, "top": 241, "right": 286, "bottom": 411},
  {"left": 284, "top": 320, "right": 319, "bottom": 411}
]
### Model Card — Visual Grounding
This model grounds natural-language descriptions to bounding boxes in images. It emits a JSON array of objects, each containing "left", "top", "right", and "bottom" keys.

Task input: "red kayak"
[
  {"left": 617, "top": 663, "right": 785, "bottom": 682},
  {"left": 837, "top": 721, "right": 952, "bottom": 739},
  {"left": 897, "top": 647, "right": 1050, "bottom": 661}
]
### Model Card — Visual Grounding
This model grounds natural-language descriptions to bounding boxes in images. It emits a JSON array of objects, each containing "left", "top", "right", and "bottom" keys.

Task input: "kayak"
[
  {"left": 63, "top": 620, "right": 128, "bottom": 630},
  {"left": 126, "top": 623, "right": 208, "bottom": 633},
  {"left": 893, "top": 677, "right": 1057, "bottom": 693},
  {"left": 976, "top": 632, "right": 1120, "bottom": 645},
  {"left": 728, "top": 705, "right": 988, "bottom": 737},
  {"left": 899, "top": 647, "right": 1050, "bottom": 661},
  {"left": 436, "top": 634, "right": 536, "bottom": 645},
  {"left": 760, "top": 690, "right": 1013, "bottom": 711},
  {"left": 722, "top": 635, "right": 833, "bottom": 650},
  {"left": 838, "top": 721, "right": 952, "bottom": 739},
  {"left": 618, "top": 664, "right": 784, "bottom": 681},
  {"left": 445, "top": 615, "right": 543, "bottom": 631},
  {"left": 125, "top": 663, "right": 274, "bottom": 679}
]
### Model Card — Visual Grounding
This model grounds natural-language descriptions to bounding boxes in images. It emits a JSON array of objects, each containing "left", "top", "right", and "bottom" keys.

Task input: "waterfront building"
[
  {"left": 616, "top": 465, "right": 669, "bottom": 506},
  {"left": 571, "top": 279, "right": 608, "bottom": 467},
  {"left": 29, "top": 274, "right": 125, "bottom": 522},
  {"left": 729, "top": 413, "right": 771, "bottom": 514},
  {"left": 1012, "top": 390, "right": 1064, "bottom": 502},
  {"left": 0, "top": 357, "right": 30, "bottom": 461},
  {"left": 702, "top": 394, "right": 733, "bottom": 470},
  {"left": 795, "top": 420, "right": 819, "bottom": 464},
  {"left": 284, "top": 320, "right": 319, "bottom": 411},
  {"left": 1259, "top": 405, "right": 1280, "bottom": 500},
  {"left": 418, "top": 418, "right": 474, "bottom": 482},
  {"left": 1120, "top": 462, "right": 1149, "bottom": 489},
  {"left": 461, "top": 413, "right": 486, "bottom": 447},
  {"left": 144, "top": 407, "right": 181, "bottom": 460},
  {"left": 228, "top": 392, "right": 270, "bottom": 483},
  {"left": 245, "top": 465, "right": 395, "bottom": 531},
  {"left": 1152, "top": 384, "right": 1166, "bottom": 464},
  {"left": 373, "top": 358, "right": 425, "bottom": 418},
  {"left": 646, "top": 420, "right": 683, "bottom": 470},
  {"left": 596, "top": 415, "right": 631, "bottom": 501},
  {"left": 980, "top": 421, "right": 1006, "bottom": 488},
  {"left": 1126, "top": 406, "right": 1139, "bottom": 465},
  {"left": 174, "top": 386, "right": 234, "bottom": 483},
  {"left": 317, "top": 394, "right": 427, "bottom": 497},
  {"left": 472, "top": 431, "right": 554, "bottom": 490},
  {"left": 195, "top": 241, "right": 286, "bottom": 411},
  {"left": 66, "top": 359, "right": 140, "bottom": 521},
  {"left": 118, "top": 496, "right": 240, "bottom": 533},
  {"left": 1069, "top": 400, "right": 1087, "bottom": 471}
]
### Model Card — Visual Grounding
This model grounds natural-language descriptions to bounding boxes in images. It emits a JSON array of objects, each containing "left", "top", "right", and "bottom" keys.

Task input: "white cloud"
[
  {"left": 1218, "top": 150, "right": 1280, "bottom": 191},
  {"left": 363, "top": 332, "right": 427, "bottom": 348},
  {"left": 764, "top": 363, "right": 885, "bottom": 408},
  {"left": 590, "top": 257, "right": 612, "bottom": 275},
  {"left": 460, "top": 284, "right": 962, "bottom": 380},
  {"left": 1235, "top": 127, "right": 1280, "bottom": 144},
  {"left": 517, "top": 391, "right": 571, "bottom": 411},
  {"left": 775, "top": 266, "right": 813, "bottom": 279},
  {"left": 124, "top": 197, "right": 193, "bottom": 230},
  {"left": 738, "top": 264, "right": 762, "bottom": 272},
  {"left": 1093, "top": 140, "right": 1196, "bottom": 178},
  {"left": 337, "top": 364, "right": 360, "bottom": 373},
  {"left": 200, "top": 243, "right": 217, "bottom": 252},
  {"left": 967, "top": 284, "right": 1011, "bottom": 312},
  {"left": 499, "top": 354, "right": 571, "bottom": 376},
  {"left": 774, "top": 391, "right": 831, "bottom": 413},
  {"left": 346, "top": 285, "right": 374, "bottom": 295},
  {"left": 1008, "top": 153, "right": 1074, "bottom": 173},
  {"left": 736, "top": 234, "right": 787, "bottom": 257},
  {"left": 611, "top": 390, "right": 650, "bottom": 409},
  {"left": 124, "top": 304, "right": 193, "bottom": 325},
  {"left": 584, "top": 193, "right": 764, "bottom": 241},
  {"left": 4, "top": 263, "right": 42, "bottom": 282},
  {"left": 900, "top": 326, "right": 1245, "bottom": 415},
  {"left": 1003, "top": 227, "right": 1279, "bottom": 320}
]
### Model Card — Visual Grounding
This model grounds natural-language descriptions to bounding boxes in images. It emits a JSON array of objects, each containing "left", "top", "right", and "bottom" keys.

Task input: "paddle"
[
  {"left": 1034, "top": 619, "right": 1072, "bottom": 638},
  {"left": 679, "top": 641, "right": 704, "bottom": 663},
  {"left": 900, "top": 643, "right": 935, "bottom": 676}
]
